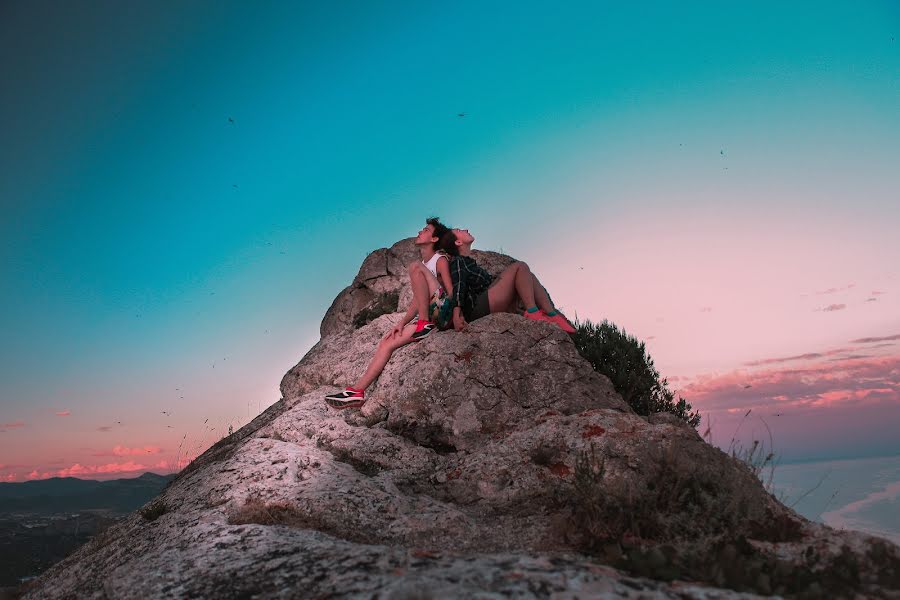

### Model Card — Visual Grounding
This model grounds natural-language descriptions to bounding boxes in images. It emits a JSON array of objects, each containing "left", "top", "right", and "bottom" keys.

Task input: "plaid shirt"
[{"left": 450, "top": 255, "right": 493, "bottom": 320}]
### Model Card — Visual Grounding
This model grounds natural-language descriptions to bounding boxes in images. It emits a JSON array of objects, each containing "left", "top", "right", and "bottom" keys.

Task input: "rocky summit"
[{"left": 23, "top": 240, "right": 900, "bottom": 599}]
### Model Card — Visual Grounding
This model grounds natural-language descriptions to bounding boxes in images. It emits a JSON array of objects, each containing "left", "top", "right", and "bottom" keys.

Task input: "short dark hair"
[
  {"left": 435, "top": 229, "right": 459, "bottom": 256},
  {"left": 426, "top": 217, "right": 451, "bottom": 252}
]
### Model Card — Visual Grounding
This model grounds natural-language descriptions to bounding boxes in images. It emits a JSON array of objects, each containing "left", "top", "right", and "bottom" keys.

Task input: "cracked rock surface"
[{"left": 24, "top": 241, "right": 900, "bottom": 599}]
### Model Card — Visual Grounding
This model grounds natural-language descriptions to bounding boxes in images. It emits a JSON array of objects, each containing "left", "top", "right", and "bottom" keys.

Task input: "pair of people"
[{"left": 324, "top": 218, "right": 575, "bottom": 409}]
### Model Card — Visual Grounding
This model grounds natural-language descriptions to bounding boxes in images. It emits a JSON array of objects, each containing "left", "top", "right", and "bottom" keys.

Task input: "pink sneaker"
[
  {"left": 546, "top": 311, "right": 576, "bottom": 334},
  {"left": 523, "top": 309, "right": 554, "bottom": 324}
]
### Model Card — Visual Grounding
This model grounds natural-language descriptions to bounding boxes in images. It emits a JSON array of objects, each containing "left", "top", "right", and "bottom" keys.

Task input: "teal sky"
[{"left": 1, "top": 1, "right": 898, "bottom": 480}]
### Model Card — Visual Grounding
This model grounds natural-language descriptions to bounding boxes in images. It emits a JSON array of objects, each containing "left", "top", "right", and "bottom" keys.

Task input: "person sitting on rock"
[
  {"left": 438, "top": 228, "right": 576, "bottom": 334},
  {"left": 324, "top": 217, "right": 455, "bottom": 409}
]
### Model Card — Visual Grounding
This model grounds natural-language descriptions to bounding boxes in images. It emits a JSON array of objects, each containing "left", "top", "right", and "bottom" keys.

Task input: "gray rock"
[
  {"left": 318, "top": 238, "right": 517, "bottom": 338},
  {"left": 24, "top": 241, "right": 900, "bottom": 600}
]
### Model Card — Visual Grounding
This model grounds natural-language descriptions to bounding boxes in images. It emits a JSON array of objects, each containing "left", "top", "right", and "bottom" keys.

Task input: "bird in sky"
[
  {"left": 457, "top": 112, "right": 465, "bottom": 117},
  {"left": 743, "top": 384, "right": 752, "bottom": 389},
  {"left": 228, "top": 117, "right": 235, "bottom": 124}
]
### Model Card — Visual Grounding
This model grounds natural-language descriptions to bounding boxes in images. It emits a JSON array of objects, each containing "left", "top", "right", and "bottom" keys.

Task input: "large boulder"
[
  {"left": 23, "top": 242, "right": 900, "bottom": 600},
  {"left": 318, "top": 238, "right": 517, "bottom": 338}
]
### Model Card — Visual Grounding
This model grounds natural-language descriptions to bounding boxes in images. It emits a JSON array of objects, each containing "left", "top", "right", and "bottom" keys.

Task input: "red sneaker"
[
  {"left": 546, "top": 311, "right": 576, "bottom": 334},
  {"left": 324, "top": 388, "right": 365, "bottom": 409},
  {"left": 412, "top": 319, "right": 436, "bottom": 340}
]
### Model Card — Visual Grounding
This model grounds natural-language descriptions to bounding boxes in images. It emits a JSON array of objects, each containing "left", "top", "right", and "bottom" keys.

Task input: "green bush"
[{"left": 572, "top": 319, "right": 701, "bottom": 428}]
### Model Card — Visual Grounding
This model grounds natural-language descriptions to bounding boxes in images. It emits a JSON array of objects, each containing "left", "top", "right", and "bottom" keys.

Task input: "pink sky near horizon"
[{"left": 1, "top": 204, "right": 898, "bottom": 482}]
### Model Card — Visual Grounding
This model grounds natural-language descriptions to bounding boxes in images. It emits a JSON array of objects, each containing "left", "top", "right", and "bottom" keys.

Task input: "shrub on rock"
[{"left": 572, "top": 319, "right": 701, "bottom": 428}]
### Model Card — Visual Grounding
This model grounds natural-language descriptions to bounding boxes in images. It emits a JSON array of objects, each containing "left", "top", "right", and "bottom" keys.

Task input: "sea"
[{"left": 769, "top": 453, "right": 900, "bottom": 546}]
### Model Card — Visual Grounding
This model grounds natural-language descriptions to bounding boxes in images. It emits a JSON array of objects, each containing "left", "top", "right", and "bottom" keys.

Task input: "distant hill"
[{"left": 0, "top": 472, "right": 174, "bottom": 514}]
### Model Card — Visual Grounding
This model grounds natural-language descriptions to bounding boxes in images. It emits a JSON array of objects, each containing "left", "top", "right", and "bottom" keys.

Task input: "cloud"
[
  {"left": 93, "top": 445, "right": 163, "bottom": 457},
  {"left": 872, "top": 291, "right": 885, "bottom": 295},
  {"left": 2, "top": 420, "right": 25, "bottom": 429},
  {"left": 815, "top": 284, "right": 855, "bottom": 295},
  {"left": 56, "top": 410, "right": 71, "bottom": 417},
  {"left": 850, "top": 334, "right": 900, "bottom": 344},
  {"left": 699, "top": 306, "right": 713, "bottom": 313},
  {"left": 818, "top": 303, "right": 846, "bottom": 312},
  {"left": 742, "top": 346, "right": 863, "bottom": 366},
  {"left": 0, "top": 463, "right": 28, "bottom": 470},
  {"left": 679, "top": 354, "right": 900, "bottom": 414},
  {"left": 97, "top": 425, "right": 113, "bottom": 432},
  {"left": 55, "top": 462, "right": 147, "bottom": 478}
]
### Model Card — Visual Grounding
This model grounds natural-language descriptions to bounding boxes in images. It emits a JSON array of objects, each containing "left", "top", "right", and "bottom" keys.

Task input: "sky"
[{"left": 0, "top": 1, "right": 898, "bottom": 483}]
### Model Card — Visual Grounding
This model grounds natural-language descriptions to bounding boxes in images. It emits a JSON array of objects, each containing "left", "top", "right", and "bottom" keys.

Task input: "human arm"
[
  {"left": 452, "top": 306, "right": 467, "bottom": 331},
  {"left": 450, "top": 257, "right": 470, "bottom": 331},
  {"left": 451, "top": 257, "right": 467, "bottom": 311},
  {"left": 436, "top": 255, "right": 453, "bottom": 297}
]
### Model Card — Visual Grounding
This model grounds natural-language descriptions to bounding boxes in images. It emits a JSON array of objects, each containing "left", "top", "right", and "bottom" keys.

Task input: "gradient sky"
[{"left": 1, "top": 1, "right": 898, "bottom": 482}]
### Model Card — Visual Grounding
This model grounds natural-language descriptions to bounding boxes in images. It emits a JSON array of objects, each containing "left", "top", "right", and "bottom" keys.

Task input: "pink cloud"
[
  {"left": 679, "top": 354, "right": 900, "bottom": 413},
  {"left": 2, "top": 420, "right": 25, "bottom": 429},
  {"left": 815, "top": 284, "right": 855, "bottom": 295},
  {"left": 819, "top": 303, "right": 846, "bottom": 312},
  {"left": 56, "top": 410, "right": 71, "bottom": 417},
  {"left": 97, "top": 425, "right": 113, "bottom": 432},
  {"left": 850, "top": 333, "right": 900, "bottom": 344},
  {"left": 93, "top": 445, "right": 163, "bottom": 457},
  {"left": 56, "top": 462, "right": 147, "bottom": 478},
  {"left": 743, "top": 347, "right": 853, "bottom": 366}
]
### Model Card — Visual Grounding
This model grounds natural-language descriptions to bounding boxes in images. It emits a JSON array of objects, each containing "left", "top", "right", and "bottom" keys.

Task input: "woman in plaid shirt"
[{"left": 438, "top": 228, "right": 575, "bottom": 334}]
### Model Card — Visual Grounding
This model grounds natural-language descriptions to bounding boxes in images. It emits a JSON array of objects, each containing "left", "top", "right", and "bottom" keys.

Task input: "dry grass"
[
  {"left": 139, "top": 500, "right": 168, "bottom": 522},
  {"left": 557, "top": 440, "right": 900, "bottom": 598},
  {"left": 227, "top": 496, "right": 311, "bottom": 527},
  {"left": 226, "top": 496, "right": 377, "bottom": 544}
]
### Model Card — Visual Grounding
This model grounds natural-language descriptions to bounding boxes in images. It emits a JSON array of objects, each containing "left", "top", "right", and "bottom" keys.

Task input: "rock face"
[
  {"left": 319, "top": 238, "right": 517, "bottom": 338},
  {"left": 24, "top": 242, "right": 900, "bottom": 599}
]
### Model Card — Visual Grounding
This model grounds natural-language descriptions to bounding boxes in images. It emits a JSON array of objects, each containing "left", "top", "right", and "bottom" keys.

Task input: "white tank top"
[{"left": 422, "top": 253, "right": 445, "bottom": 278}]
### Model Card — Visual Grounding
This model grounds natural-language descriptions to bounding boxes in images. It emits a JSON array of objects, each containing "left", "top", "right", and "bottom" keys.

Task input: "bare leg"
[
  {"left": 531, "top": 274, "right": 555, "bottom": 313},
  {"left": 409, "top": 262, "right": 431, "bottom": 322},
  {"left": 409, "top": 262, "right": 441, "bottom": 322},
  {"left": 487, "top": 261, "right": 536, "bottom": 313},
  {"left": 353, "top": 322, "right": 418, "bottom": 390}
]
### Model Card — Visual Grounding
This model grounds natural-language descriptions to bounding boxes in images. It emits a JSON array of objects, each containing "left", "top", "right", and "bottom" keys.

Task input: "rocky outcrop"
[
  {"left": 319, "top": 238, "right": 516, "bottom": 338},
  {"left": 23, "top": 242, "right": 900, "bottom": 599}
]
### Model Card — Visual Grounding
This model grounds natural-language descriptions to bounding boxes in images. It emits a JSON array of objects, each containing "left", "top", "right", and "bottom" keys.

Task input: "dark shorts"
[{"left": 465, "top": 290, "right": 491, "bottom": 322}]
